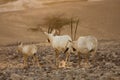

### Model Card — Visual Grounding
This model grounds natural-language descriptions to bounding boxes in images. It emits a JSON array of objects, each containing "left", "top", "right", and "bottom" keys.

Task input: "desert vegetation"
[{"left": 29, "top": 14, "right": 79, "bottom": 37}]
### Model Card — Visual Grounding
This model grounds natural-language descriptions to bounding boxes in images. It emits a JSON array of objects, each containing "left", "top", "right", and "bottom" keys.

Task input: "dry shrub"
[
  {"left": 28, "top": 14, "right": 79, "bottom": 37},
  {"left": 42, "top": 14, "right": 72, "bottom": 34}
]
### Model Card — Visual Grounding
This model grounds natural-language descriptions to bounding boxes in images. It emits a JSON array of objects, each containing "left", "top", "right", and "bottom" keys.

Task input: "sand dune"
[
  {"left": 0, "top": 0, "right": 43, "bottom": 12},
  {"left": 0, "top": 0, "right": 81, "bottom": 12}
]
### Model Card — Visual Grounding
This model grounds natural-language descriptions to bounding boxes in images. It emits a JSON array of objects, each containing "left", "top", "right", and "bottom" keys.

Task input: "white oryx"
[
  {"left": 44, "top": 30, "right": 72, "bottom": 67},
  {"left": 17, "top": 42, "right": 39, "bottom": 67},
  {"left": 69, "top": 36, "right": 98, "bottom": 67}
]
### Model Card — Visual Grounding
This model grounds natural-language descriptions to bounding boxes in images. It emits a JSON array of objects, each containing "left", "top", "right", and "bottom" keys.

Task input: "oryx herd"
[{"left": 17, "top": 27, "right": 98, "bottom": 69}]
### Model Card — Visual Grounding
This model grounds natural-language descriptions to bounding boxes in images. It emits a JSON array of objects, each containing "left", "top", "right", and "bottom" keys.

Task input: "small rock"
[
  {"left": 23, "top": 76, "right": 34, "bottom": 80},
  {"left": 10, "top": 74, "right": 22, "bottom": 80}
]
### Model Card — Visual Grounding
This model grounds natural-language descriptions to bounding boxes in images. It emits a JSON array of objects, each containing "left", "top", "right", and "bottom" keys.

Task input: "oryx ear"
[
  {"left": 18, "top": 41, "right": 22, "bottom": 46},
  {"left": 44, "top": 32, "right": 48, "bottom": 36},
  {"left": 51, "top": 29, "right": 56, "bottom": 35}
]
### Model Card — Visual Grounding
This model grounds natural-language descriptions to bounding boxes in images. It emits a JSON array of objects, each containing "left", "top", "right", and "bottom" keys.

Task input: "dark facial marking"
[
  {"left": 89, "top": 49, "right": 94, "bottom": 52},
  {"left": 47, "top": 39, "right": 50, "bottom": 43},
  {"left": 72, "top": 47, "right": 76, "bottom": 51}
]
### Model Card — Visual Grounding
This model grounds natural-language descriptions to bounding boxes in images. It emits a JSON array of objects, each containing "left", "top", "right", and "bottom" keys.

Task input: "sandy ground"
[
  {"left": 0, "top": 0, "right": 120, "bottom": 80},
  {"left": 0, "top": 40, "right": 120, "bottom": 80}
]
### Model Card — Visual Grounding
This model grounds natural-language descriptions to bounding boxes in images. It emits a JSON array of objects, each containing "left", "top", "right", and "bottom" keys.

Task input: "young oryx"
[
  {"left": 44, "top": 30, "right": 72, "bottom": 67},
  {"left": 17, "top": 42, "right": 39, "bottom": 68},
  {"left": 70, "top": 36, "right": 98, "bottom": 67}
]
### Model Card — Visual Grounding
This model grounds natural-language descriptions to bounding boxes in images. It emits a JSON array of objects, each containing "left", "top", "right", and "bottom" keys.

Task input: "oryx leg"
[
  {"left": 91, "top": 49, "right": 97, "bottom": 58},
  {"left": 78, "top": 52, "right": 81, "bottom": 68},
  {"left": 33, "top": 54, "right": 40, "bottom": 67},
  {"left": 64, "top": 48, "right": 70, "bottom": 63},
  {"left": 55, "top": 49, "right": 59, "bottom": 68},
  {"left": 84, "top": 53, "right": 90, "bottom": 67},
  {"left": 23, "top": 55, "right": 28, "bottom": 68},
  {"left": 64, "top": 48, "right": 70, "bottom": 67},
  {"left": 65, "top": 52, "right": 70, "bottom": 67},
  {"left": 91, "top": 49, "right": 97, "bottom": 65}
]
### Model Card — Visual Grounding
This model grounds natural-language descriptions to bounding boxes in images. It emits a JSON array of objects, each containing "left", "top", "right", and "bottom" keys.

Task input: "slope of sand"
[
  {"left": 0, "top": 0, "right": 120, "bottom": 45},
  {"left": 0, "top": 0, "right": 80, "bottom": 12}
]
